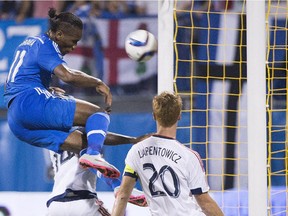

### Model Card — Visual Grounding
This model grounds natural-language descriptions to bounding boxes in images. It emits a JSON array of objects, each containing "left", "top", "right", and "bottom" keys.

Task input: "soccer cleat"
[
  {"left": 114, "top": 186, "right": 148, "bottom": 207},
  {"left": 79, "top": 154, "right": 120, "bottom": 179}
]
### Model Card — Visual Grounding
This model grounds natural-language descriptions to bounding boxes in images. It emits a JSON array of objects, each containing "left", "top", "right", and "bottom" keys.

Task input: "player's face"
[{"left": 56, "top": 28, "right": 82, "bottom": 55}]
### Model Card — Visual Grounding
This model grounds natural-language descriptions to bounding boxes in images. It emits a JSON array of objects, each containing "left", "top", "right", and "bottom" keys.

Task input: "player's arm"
[
  {"left": 53, "top": 64, "right": 112, "bottom": 108},
  {"left": 112, "top": 175, "right": 137, "bottom": 216},
  {"left": 104, "top": 132, "right": 153, "bottom": 146},
  {"left": 105, "top": 132, "right": 137, "bottom": 146},
  {"left": 194, "top": 193, "right": 224, "bottom": 216}
]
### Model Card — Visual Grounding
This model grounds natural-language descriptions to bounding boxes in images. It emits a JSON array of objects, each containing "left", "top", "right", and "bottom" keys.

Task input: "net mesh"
[{"left": 173, "top": 0, "right": 287, "bottom": 215}]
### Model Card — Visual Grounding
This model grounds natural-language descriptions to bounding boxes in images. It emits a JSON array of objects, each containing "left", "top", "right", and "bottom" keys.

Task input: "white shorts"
[{"left": 47, "top": 198, "right": 110, "bottom": 216}]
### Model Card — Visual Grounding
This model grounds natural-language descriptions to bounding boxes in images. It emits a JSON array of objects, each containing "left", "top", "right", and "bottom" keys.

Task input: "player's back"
[
  {"left": 47, "top": 152, "right": 103, "bottom": 216},
  {"left": 48, "top": 151, "right": 97, "bottom": 198},
  {"left": 126, "top": 135, "right": 208, "bottom": 215}
]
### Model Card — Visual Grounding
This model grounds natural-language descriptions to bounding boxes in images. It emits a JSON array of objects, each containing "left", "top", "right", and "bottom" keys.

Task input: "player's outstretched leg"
[{"left": 79, "top": 112, "right": 120, "bottom": 178}]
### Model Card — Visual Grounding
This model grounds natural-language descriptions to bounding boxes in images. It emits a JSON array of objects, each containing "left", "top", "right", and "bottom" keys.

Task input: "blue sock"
[{"left": 85, "top": 112, "right": 110, "bottom": 155}]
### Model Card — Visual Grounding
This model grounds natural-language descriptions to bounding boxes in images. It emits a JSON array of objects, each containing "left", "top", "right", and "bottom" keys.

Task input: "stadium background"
[{"left": 0, "top": 2, "right": 287, "bottom": 215}]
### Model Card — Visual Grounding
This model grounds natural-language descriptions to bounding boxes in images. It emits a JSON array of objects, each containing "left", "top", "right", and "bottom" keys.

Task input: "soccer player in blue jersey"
[{"left": 4, "top": 7, "right": 131, "bottom": 179}]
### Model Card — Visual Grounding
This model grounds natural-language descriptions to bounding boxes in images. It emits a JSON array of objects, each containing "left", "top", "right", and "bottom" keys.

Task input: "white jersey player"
[
  {"left": 47, "top": 148, "right": 147, "bottom": 216},
  {"left": 112, "top": 91, "right": 224, "bottom": 216},
  {"left": 124, "top": 135, "right": 208, "bottom": 215},
  {"left": 47, "top": 151, "right": 110, "bottom": 216}
]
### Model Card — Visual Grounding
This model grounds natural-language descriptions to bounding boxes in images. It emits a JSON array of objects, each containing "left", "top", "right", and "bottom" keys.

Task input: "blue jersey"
[
  {"left": 4, "top": 33, "right": 65, "bottom": 108},
  {"left": 4, "top": 34, "right": 75, "bottom": 153}
]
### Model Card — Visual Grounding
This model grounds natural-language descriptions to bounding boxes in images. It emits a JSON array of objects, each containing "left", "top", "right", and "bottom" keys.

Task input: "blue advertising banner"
[
  {"left": 0, "top": 112, "right": 156, "bottom": 191},
  {"left": 0, "top": 18, "right": 48, "bottom": 108}
]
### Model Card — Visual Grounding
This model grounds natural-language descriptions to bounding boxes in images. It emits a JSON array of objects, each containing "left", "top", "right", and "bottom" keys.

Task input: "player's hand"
[
  {"left": 49, "top": 86, "right": 66, "bottom": 95},
  {"left": 96, "top": 82, "right": 112, "bottom": 108},
  {"left": 105, "top": 106, "right": 112, "bottom": 115}
]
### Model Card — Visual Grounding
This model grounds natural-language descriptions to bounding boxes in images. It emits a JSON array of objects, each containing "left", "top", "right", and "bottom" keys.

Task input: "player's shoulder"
[
  {"left": 129, "top": 136, "right": 152, "bottom": 153},
  {"left": 136, "top": 135, "right": 154, "bottom": 146},
  {"left": 175, "top": 140, "right": 202, "bottom": 158},
  {"left": 28, "top": 34, "right": 61, "bottom": 55},
  {"left": 18, "top": 34, "right": 51, "bottom": 50},
  {"left": 34, "top": 34, "right": 54, "bottom": 47}
]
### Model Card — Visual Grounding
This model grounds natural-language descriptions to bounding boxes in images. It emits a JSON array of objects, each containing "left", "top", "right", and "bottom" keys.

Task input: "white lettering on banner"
[
  {"left": 0, "top": 30, "right": 4, "bottom": 49},
  {"left": 0, "top": 29, "right": 8, "bottom": 71},
  {"left": 7, "top": 26, "right": 41, "bottom": 38},
  {"left": 0, "top": 59, "right": 8, "bottom": 71},
  {"left": 0, "top": 73, "right": 7, "bottom": 83}
]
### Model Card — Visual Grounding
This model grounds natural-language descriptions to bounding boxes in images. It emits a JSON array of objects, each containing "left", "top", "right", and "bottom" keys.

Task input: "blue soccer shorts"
[{"left": 7, "top": 87, "right": 76, "bottom": 153}]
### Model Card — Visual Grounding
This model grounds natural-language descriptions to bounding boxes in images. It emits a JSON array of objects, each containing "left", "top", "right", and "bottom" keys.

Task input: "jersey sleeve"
[
  {"left": 123, "top": 164, "right": 138, "bottom": 179},
  {"left": 187, "top": 150, "right": 210, "bottom": 195},
  {"left": 124, "top": 146, "right": 139, "bottom": 179},
  {"left": 37, "top": 41, "right": 65, "bottom": 73}
]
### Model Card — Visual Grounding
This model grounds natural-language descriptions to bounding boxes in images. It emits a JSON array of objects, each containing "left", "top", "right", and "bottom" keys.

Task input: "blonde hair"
[{"left": 152, "top": 91, "right": 182, "bottom": 127}]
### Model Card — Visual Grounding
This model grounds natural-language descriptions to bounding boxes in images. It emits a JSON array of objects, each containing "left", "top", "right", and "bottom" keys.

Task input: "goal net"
[{"left": 172, "top": 0, "right": 287, "bottom": 215}]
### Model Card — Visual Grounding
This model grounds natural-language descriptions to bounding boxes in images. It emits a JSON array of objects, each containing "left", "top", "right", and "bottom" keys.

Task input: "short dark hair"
[{"left": 48, "top": 8, "right": 83, "bottom": 33}]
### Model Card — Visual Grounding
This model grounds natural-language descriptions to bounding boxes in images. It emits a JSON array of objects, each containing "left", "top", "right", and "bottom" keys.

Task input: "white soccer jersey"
[
  {"left": 47, "top": 151, "right": 109, "bottom": 216},
  {"left": 49, "top": 151, "right": 97, "bottom": 196},
  {"left": 125, "top": 135, "right": 209, "bottom": 216}
]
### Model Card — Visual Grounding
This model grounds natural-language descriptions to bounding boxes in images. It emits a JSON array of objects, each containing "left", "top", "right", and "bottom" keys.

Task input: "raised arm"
[{"left": 53, "top": 64, "right": 112, "bottom": 108}]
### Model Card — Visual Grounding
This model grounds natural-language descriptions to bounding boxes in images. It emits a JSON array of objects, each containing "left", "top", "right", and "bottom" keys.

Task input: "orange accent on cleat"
[
  {"left": 79, "top": 154, "right": 120, "bottom": 179},
  {"left": 128, "top": 195, "right": 147, "bottom": 207}
]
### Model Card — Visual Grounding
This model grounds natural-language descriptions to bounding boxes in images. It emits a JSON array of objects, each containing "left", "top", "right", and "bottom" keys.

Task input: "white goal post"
[
  {"left": 158, "top": 0, "right": 174, "bottom": 93},
  {"left": 246, "top": 1, "right": 267, "bottom": 215}
]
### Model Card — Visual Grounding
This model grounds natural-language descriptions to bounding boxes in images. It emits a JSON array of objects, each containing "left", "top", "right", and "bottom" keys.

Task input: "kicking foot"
[{"left": 79, "top": 154, "right": 120, "bottom": 179}]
